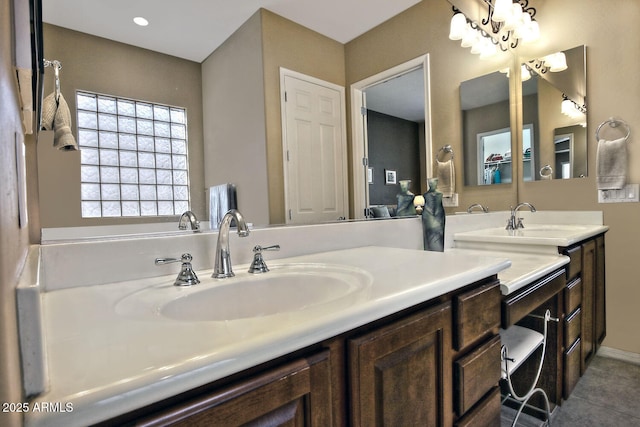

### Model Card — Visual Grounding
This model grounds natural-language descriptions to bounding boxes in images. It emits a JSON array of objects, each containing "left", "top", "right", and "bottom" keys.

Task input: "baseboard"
[{"left": 597, "top": 346, "right": 640, "bottom": 366}]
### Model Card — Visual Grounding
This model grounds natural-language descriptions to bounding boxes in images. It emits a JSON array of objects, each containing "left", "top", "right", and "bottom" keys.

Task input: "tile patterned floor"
[{"left": 501, "top": 355, "right": 640, "bottom": 427}]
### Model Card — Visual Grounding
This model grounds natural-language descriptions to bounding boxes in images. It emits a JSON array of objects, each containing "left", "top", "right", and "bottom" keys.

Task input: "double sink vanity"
[{"left": 18, "top": 210, "right": 607, "bottom": 426}]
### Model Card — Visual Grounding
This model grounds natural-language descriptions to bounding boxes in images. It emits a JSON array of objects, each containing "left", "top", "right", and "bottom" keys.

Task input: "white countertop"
[
  {"left": 26, "top": 246, "right": 510, "bottom": 427},
  {"left": 448, "top": 248, "right": 569, "bottom": 295}
]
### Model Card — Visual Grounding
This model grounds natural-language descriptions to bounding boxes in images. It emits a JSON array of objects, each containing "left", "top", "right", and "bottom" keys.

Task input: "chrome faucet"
[
  {"left": 178, "top": 210, "right": 200, "bottom": 231},
  {"left": 213, "top": 209, "right": 250, "bottom": 278},
  {"left": 467, "top": 203, "right": 489, "bottom": 213},
  {"left": 506, "top": 202, "right": 536, "bottom": 230}
]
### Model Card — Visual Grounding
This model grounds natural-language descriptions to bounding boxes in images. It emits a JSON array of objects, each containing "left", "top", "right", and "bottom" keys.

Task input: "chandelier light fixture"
[{"left": 449, "top": 0, "right": 541, "bottom": 57}]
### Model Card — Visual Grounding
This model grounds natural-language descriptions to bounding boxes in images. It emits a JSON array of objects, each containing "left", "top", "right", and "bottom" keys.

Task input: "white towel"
[
  {"left": 41, "top": 92, "right": 78, "bottom": 151},
  {"left": 209, "top": 184, "right": 237, "bottom": 228},
  {"left": 436, "top": 159, "right": 455, "bottom": 197},
  {"left": 596, "top": 137, "right": 627, "bottom": 190}
]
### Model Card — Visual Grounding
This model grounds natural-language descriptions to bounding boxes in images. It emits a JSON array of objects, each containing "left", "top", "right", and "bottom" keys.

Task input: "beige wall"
[
  {"left": 202, "top": 11, "right": 270, "bottom": 225},
  {"left": 261, "top": 9, "right": 346, "bottom": 224},
  {"left": 39, "top": 24, "right": 204, "bottom": 228},
  {"left": 202, "top": 9, "right": 346, "bottom": 225},
  {"left": 0, "top": 0, "right": 32, "bottom": 425}
]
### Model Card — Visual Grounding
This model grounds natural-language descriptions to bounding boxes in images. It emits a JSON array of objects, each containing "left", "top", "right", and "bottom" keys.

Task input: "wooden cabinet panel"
[
  {"left": 134, "top": 351, "right": 332, "bottom": 427},
  {"left": 563, "top": 245, "right": 582, "bottom": 281},
  {"left": 565, "top": 278, "right": 582, "bottom": 315},
  {"left": 563, "top": 338, "right": 582, "bottom": 400},
  {"left": 349, "top": 302, "right": 452, "bottom": 427},
  {"left": 595, "top": 236, "right": 606, "bottom": 347},
  {"left": 453, "top": 335, "right": 501, "bottom": 416},
  {"left": 564, "top": 308, "right": 582, "bottom": 348},
  {"left": 454, "top": 386, "right": 501, "bottom": 427},
  {"left": 501, "top": 269, "right": 565, "bottom": 328},
  {"left": 454, "top": 281, "right": 501, "bottom": 350},
  {"left": 581, "top": 239, "right": 596, "bottom": 374}
]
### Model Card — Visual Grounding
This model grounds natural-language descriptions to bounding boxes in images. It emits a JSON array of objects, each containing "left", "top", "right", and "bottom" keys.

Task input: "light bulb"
[
  {"left": 461, "top": 28, "right": 479, "bottom": 48},
  {"left": 492, "top": 0, "right": 513, "bottom": 22},
  {"left": 449, "top": 13, "right": 467, "bottom": 40}
]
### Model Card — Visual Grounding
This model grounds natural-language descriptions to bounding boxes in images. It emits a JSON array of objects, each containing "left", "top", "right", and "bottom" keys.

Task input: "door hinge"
[
  {"left": 288, "top": 209, "right": 292, "bottom": 220},
  {"left": 360, "top": 106, "right": 367, "bottom": 115},
  {"left": 286, "top": 150, "right": 290, "bottom": 161},
  {"left": 284, "top": 91, "right": 288, "bottom": 102},
  {"left": 362, "top": 157, "right": 368, "bottom": 166}
]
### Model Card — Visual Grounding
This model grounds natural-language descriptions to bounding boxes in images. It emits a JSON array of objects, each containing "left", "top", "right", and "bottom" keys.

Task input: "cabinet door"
[
  {"left": 348, "top": 302, "right": 452, "bottom": 427},
  {"left": 136, "top": 351, "right": 332, "bottom": 426},
  {"left": 581, "top": 239, "right": 596, "bottom": 374},
  {"left": 595, "top": 236, "right": 606, "bottom": 347}
]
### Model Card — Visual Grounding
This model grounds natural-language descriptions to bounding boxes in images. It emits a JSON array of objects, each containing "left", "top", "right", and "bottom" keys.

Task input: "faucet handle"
[
  {"left": 248, "top": 245, "right": 280, "bottom": 274},
  {"left": 516, "top": 217, "right": 525, "bottom": 229},
  {"left": 155, "top": 253, "right": 200, "bottom": 286}
]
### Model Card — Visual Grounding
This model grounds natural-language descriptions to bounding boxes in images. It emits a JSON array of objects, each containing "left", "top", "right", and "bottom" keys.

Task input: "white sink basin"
[
  {"left": 116, "top": 263, "right": 373, "bottom": 322},
  {"left": 453, "top": 224, "right": 607, "bottom": 247}
]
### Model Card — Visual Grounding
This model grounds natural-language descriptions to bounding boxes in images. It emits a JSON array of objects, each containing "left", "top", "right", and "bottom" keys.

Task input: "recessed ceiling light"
[{"left": 133, "top": 17, "right": 149, "bottom": 27}]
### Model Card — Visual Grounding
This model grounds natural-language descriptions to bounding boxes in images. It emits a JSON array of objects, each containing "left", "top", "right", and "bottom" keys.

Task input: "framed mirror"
[{"left": 521, "top": 45, "right": 587, "bottom": 181}]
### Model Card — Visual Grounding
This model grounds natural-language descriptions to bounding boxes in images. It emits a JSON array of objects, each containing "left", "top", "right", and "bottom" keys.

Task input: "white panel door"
[{"left": 282, "top": 72, "right": 347, "bottom": 224}]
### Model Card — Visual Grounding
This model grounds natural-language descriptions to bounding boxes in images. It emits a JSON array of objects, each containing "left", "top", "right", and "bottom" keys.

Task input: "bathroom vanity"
[
  {"left": 19, "top": 212, "right": 608, "bottom": 427},
  {"left": 453, "top": 218, "right": 608, "bottom": 414}
]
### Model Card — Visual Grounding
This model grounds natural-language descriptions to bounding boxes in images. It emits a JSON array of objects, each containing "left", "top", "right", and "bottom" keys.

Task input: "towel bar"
[
  {"left": 436, "top": 145, "right": 454, "bottom": 162},
  {"left": 596, "top": 117, "right": 631, "bottom": 142}
]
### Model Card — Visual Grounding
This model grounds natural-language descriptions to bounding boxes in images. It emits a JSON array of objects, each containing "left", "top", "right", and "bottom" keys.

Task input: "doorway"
[{"left": 350, "top": 55, "right": 432, "bottom": 219}]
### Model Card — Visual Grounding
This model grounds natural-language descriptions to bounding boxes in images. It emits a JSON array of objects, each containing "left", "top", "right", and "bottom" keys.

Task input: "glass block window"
[{"left": 76, "top": 91, "right": 190, "bottom": 218}]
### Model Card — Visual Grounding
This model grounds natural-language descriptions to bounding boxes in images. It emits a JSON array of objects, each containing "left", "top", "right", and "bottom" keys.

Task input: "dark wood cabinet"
[
  {"left": 561, "top": 233, "right": 606, "bottom": 393},
  {"left": 594, "top": 236, "right": 606, "bottom": 348},
  {"left": 580, "top": 239, "right": 596, "bottom": 373},
  {"left": 348, "top": 302, "right": 453, "bottom": 426},
  {"left": 133, "top": 351, "right": 333, "bottom": 427}
]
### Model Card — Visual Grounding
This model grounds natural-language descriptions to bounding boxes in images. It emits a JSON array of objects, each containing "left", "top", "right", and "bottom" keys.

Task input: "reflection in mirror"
[
  {"left": 460, "top": 70, "right": 511, "bottom": 186},
  {"left": 522, "top": 45, "right": 587, "bottom": 181},
  {"left": 364, "top": 67, "right": 425, "bottom": 216}
]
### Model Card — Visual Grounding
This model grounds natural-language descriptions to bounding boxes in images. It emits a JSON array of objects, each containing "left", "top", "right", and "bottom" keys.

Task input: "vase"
[
  {"left": 396, "top": 179, "right": 416, "bottom": 217},
  {"left": 421, "top": 178, "right": 445, "bottom": 252}
]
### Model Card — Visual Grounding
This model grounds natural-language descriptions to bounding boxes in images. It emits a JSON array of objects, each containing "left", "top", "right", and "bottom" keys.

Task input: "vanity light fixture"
[
  {"left": 449, "top": 0, "right": 540, "bottom": 55},
  {"left": 133, "top": 16, "right": 149, "bottom": 27},
  {"left": 561, "top": 94, "right": 587, "bottom": 122}
]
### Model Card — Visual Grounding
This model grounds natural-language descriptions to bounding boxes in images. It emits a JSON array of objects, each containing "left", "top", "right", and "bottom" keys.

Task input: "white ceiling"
[{"left": 42, "top": 0, "right": 423, "bottom": 63}]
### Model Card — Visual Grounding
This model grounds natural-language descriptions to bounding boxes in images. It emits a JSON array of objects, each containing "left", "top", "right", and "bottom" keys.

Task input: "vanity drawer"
[
  {"left": 454, "top": 280, "right": 501, "bottom": 350},
  {"left": 564, "top": 307, "right": 582, "bottom": 347},
  {"left": 565, "top": 278, "right": 582, "bottom": 314},
  {"left": 502, "top": 269, "right": 565, "bottom": 328},
  {"left": 563, "top": 245, "right": 582, "bottom": 281},
  {"left": 564, "top": 338, "right": 582, "bottom": 399},
  {"left": 454, "top": 335, "right": 501, "bottom": 416},
  {"left": 454, "top": 386, "right": 501, "bottom": 427}
]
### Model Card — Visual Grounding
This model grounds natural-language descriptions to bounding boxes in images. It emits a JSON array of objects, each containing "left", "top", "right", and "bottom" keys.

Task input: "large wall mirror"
[{"left": 521, "top": 45, "right": 587, "bottom": 181}]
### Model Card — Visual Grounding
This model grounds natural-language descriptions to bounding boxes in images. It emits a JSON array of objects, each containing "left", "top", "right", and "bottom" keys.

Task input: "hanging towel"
[
  {"left": 209, "top": 184, "right": 238, "bottom": 228},
  {"left": 436, "top": 159, "right": 455, "bottom": 197},
  {"left": 596, "top": 137, "right": 627, "bottom": 190},
  {"left": 41, "top": 92, "right": 78, "bottom": 151}
]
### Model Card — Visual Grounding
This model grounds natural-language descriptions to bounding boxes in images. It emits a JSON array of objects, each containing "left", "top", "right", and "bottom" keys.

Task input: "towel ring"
[
  {"left": 436, "top": 145, "right": 454, "bottom": 162},
  {"left": 596, "top": 117, "right": 631, "bottom": 142},
  {"left": 539, "top": 164, "right": 553, "bottom": 179}
]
